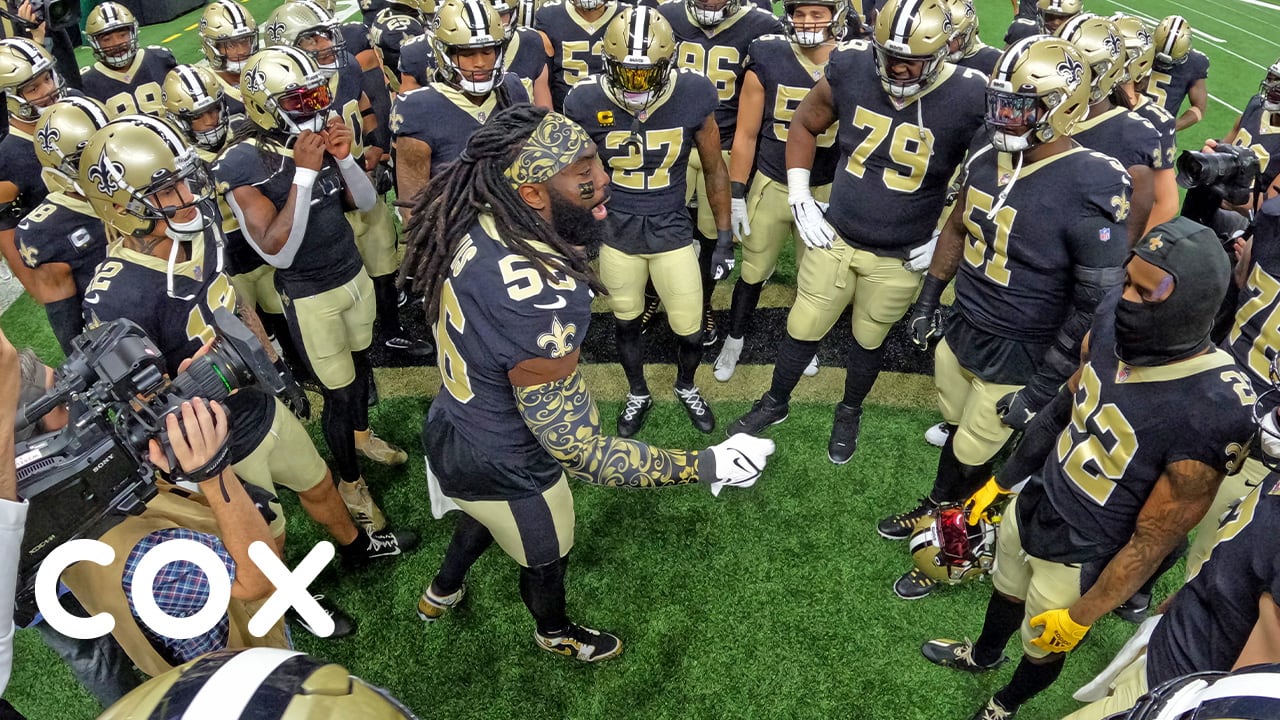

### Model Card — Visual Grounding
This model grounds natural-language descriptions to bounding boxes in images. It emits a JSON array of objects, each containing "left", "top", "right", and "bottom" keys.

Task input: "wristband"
[
  {"left": 716, "top": 228, "right": 733, "bottom": 246},
  {"left": 918, "top": 273, "right": 947, "bottom": 309},
  {"left": 1188, "top": 106, "right": 1203, "bottom": 121},
  {"left": 786, "top": 167, "right": 813, "bottom": 203},
  {"left": 293, "top": 167, "right": 319, "bottom": 188},
  {"left": 731, "top": 181, "right": 747, "bottom": 199}
]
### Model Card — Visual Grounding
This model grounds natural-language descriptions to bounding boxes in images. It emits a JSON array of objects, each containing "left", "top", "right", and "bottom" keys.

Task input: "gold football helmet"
[
  {"left": 1056, "top": 14, "right": 1125, "bottom": 103},
  {"left": 1037, "top": 0, "right": 1081, "bottom": 34},
  {"left": 33, "top": 96, "right": 112, "bottom": 195},
  {"left": 163, "top": 65, "right": 230, "bottom": 151},
  {"left": 909, "top": 506, "right": 997, "bottom": 586},
  {"left": 263, "top": 1, "right": 348, "bottom": 76},
  {"left": 241, "top": 46, "right": 334, "bottom": 134},
  {"left": 783, "top": 0, "right": 850, "bottom": 48},
  {"left": 514, "top": 0, "right": 544, "bottom": 27},
  {"left": 872, "top": 0, "right": 952, "bottom": 99},
  {"left": 1260, "top": 58, "right": 1280, "bottom": 113},
  {"left": 200, "top": 0, "right": 260, "bottom": 73},
  {"left": 945, "top": 0, "right": 978, "bottom": 62},
  {"left": 602, "top": 7, "right": 676, "bottom": 113},
  {"left": 84, "top": 2, "right": 139, "bottom": 69},
  {"left": 0, "top": 38, "right": 67, "bottom": 122},
  {"left": 686, "top": 0, "right": 741, "bottom": 27},
  {"left": 432, "top": 0, "right": 508, "bottom": 96},
  {"left": 986, "top": 35, "right": 1091, "bottom": 152},
  {"left": 98, "top": 648, "right": 419, "bottom": 720},
  {"left": 1110, "top": 14, "right": 1154, "bottom": 86},
  {"left": 78, "top": 114, "right": 214, "bottom": 239},
  {"left": 1152, "top": 15, "right": 1191, "bottom": 69}
]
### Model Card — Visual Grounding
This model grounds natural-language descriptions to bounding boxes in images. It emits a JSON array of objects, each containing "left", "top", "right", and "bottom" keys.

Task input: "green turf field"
[{"left": 2, "top": 0, "right": 1271, "bottom": 716}]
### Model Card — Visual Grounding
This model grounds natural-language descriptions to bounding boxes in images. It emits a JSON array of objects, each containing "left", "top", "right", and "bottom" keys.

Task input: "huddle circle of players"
[{"left": 0, "top": 0, "right": 1277, "bottom": 717}]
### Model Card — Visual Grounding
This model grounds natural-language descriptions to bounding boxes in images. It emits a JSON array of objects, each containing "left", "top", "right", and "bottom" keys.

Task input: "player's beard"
[{"left": 549, "top": 187, "right": 608, "bottom": 259}]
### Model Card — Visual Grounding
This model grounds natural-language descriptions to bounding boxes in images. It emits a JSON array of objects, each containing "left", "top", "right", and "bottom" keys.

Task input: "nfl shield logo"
[{"left": 1099, "top": 228, "right": 1111, "bottom": 242}]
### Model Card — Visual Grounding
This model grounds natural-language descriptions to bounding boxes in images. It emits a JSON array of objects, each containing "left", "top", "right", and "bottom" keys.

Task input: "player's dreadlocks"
[{"left": 399, "top": 104, "right": 605, "bottom": 319}]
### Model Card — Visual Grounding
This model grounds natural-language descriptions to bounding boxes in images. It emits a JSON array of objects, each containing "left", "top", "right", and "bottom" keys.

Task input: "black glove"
[
  {"left": 995, "top": 380, "right": 1057, "bottom": 432},
  {"left": 275, "top": 358, "right": 311, "bottom": 420},
  {"left": 908, "top": 274, "right": 947, "bottom": 351},
  {"left": 710, "top": 228, "right": 736, "bottom": 281},
  {"left": 373, "top": 160, "right": 395, "bottom": 195}
]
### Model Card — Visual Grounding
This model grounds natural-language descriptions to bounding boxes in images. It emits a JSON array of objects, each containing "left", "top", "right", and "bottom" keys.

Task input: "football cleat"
[
  {"left": 702, "top": 307, "right": 720, "bottom": 347},
  {"left": 417, "top": 583, "right": 466, "bottom": 622},
  {"left": 617, "top": 393, "right": 653, "bottom": 438},
  {"left": 675, "top": 385, "right": 715, "bottom": 433},
  {"left": 921, "top": 639, "right": 1007, "bottom": 673},
  {"left": 355, "top": 429, "right": 408, "bottom": 466},
  {"left": 893, "top": 567, "right": 939, "bottom": 600},
  {"left": 878, "top": 497, "right": 940, "bottom": 540},
  {"left": 535, "top": 623, "right": 623, "bottom": 662},
  {"left": 338, "top": 478, "right": 387, "bottom": 533},
  {"left": 341, "top": 527, "right": 420, "bottom": 568},
  {"left": 384, "top": 335, "right": 434, "bottom": 357},
  {"left": 728, "top": 392, "right": 790, "bottom": 436},
  {"left": 828, "top": 403, "right": 863, "bottom": 465},
  {"left": 1113, "top": 591, "right": 1151, "bottom": 624},
  {"left": 803, "top": 354, "right": 819, "bottom": 377},
  {"left": 639, "top": 291, "right": 662, "bottom": 334},
  {"left": 714, "top": 335, "right": 744, "bottom": 382},
  {"left": 970, "top": 697, "right": 1016, "bottom": 720},
  {"left": 924, "top": 422, "right": 952, "bottom": 448},
  {"left": 288, "top": 594, "right": 356, "bottom": 638}
]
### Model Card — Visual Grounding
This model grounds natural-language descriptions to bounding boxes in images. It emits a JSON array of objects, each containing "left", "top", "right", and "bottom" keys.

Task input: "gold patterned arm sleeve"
[{"left": 514, "top": 369, "right": 712, "bottom": 488}]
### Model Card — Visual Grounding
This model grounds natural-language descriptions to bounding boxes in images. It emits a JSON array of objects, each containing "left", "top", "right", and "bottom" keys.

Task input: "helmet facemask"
[
  {"left": 272, "top": 80, "right": 334, "bottom": 134},
  {"left": 873, "top": 41, "right": 943, "bottom": 100},
  {"left": 946, "top": 23, "right": 976, "bottom": 62},
  {"left": 784, "top": 4, "right": 838, "bottom": 48},
  {"left": 571, "top": 0, "right": 606, "bottom": 11},
  {"left": 176, "top": 98, "right": 231, "bottom": 151},
  {"left": 90, "top": 25, "right": 139, "bottom": 69},
  {"left": 1262, "top": 66, "right": 1280, "bottom": 113},
  {"left": 687, "top": 0, "right": 739, "bottom": 27},
  {"left": 296, "top": 24, "right": 348, "bottom": 77},
  {"left": 985, "top": 88, "right": 1046, "bottom": 152},
  {"left": 441, "top": 43, "right": 506, "bottom": 96},
  {"left": 605, "top": 53, "right": 672, "bottom": 113},
  {"left": 215, "top": 32, "right": 259, "bottom": 73},
  {"left": 15, "top": 68, "right": 68, "bottom": 121}
]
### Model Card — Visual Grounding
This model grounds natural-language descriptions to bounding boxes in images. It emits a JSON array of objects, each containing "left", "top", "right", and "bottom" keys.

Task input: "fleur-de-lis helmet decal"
[{"left": 86, "top": 146, "right": 125, "bottom": 197}]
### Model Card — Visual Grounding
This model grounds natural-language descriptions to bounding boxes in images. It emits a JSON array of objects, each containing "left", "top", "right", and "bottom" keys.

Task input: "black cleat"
[
  {"left": 340, "top": 527, "right": 420, "bottom": 568},
  {"left": 384, "top": 335, "right": 434, "bottom": 357},
  {"left": 878, "top": 497, "right": 940, "bottom": 540},
  {"left": 675, "top": 384, "right": 715, "bottom": 433},
  {"left": 970, "top": 697, "right": 1017, "bottom": 720},
  {"left": 702, "top": 308, "right": 720, "bottom": 347},
  {"left": 728, "top": 392, "right": 789, "bottom": 436},
  {"left": 828, "top": 403, "right": 863, "bottom": 464},
  {"left": 289, "top": 594, "right": 357, "bottom": 639},
  {"left": 1113, "top": 591, "right": 1151, "bottom": 624},
  {"left": 617, "top": 394, "right": 652, "bottom": 438},
  {"left": 535, "top": 622, "right": 622, "bottom": 662},
  {"left": 920, "top": 639, "right": 1006, "bottom": 673},
  {"left": 893, "top": 568, "right": 939, "bottom": 600}
]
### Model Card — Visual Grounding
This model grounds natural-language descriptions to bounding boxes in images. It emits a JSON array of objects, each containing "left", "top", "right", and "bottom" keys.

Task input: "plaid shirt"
[{"left": 121, "top": 528, "right": 236, "bottom": 664}]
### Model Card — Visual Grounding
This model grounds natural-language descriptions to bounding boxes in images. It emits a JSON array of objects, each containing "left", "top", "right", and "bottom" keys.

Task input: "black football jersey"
[
  {"left": 0, "top": 127, "right": 46, "bottom": 219},
  {"left": 506, "top": 26, "right": 548, "bottom": 83},
  {"left": 1147, "top": 478, "right": 1280, "bottom": 685},
  {"left": 332, "top": 54, "right": 368, "bottom": 160},
  {"left": 14, "top": 192, "right": 108, "bottom": 296},
  {"left": 370, "top": 8, "right": 425, "bottom": 73},
  {"left": 1147, "top": 49, "right": 1209, "bottom": 116},
  {"left": 953, "top": 146, "right": 1130, "bottom": 357},
  {"left": 659, "top": 2, "right": 784, "bottom": 148},
  {"left": 535, "top": 0, "right": 625, "bottom": 110},
  {"left": 1074, "top": 106, "right": 1164, "bottom": 170},
  {"left": 1231, "top": 95, "right": 1280, "bottom": 192},
  {"left": 81, "top": 46, "right": 177, "bottom": 117},
  {"left": 338, "top": 21, "right": 372, "bottom": 56},
  {"left": 391, "top": 74, "right": 529, "bottom": 173},
  {"left": 1018, "top": 291, "right": 1258, "bottom": 564},
  {"left": 954, "top": 44, "right": 1001, "bottom": 76},
  {"left": 81, "top": 225, "right": 274, "bottom": 463},
  {"left": 1003, "top": 17, "right": 1040, "bottom": 47},
  {"left": 1226, "top": 194, "right": 1280, "bottom": 410},
  {"left": 425, "top": 213, "right": 594, "bottom": 501},
  {"left": 212, "top": 139, "right": 364, "bottom": 298},
  {"left": 746, "top": 34, "right": 838, "bottom": 185},
  {"left": 398, "top": 33, "right": 434, "bottom": 86},
  {"left": 1133, "top": 96, "right": 1177, "bottom": 170},
  {"left": 196, "top": 145, "right": 264, "bottom": 278},
  {"left": 824, "top": 40, "right": 986, "bottom": 253}
]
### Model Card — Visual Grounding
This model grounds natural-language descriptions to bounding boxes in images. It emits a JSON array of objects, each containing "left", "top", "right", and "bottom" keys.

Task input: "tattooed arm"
[
  {"left": 234, "top": 294, "right": 279, "bottom": 363},
  {"left": 1068, "top": 458, "right": 1224, "bottom": 627}
]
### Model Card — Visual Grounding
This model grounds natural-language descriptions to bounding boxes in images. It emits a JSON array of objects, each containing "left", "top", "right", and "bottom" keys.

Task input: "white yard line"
[{"left": 1210, "top": 93, "right": 1244, "bottom": 114}]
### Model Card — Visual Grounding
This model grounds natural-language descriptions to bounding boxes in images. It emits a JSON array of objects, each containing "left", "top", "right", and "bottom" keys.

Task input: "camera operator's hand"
[
  {"left": 18, "top": 1, "right": 46, "bottom": 43},
  {"left": 322, "top": 116, "right": 353, "bottom": 161},
  {"left": 294, "top": 131, "right": 326, "bottom": 171},
  {"left": 147, "top": 399, "right": 230, "bottom": 482},
  {"left": 1200, "top": 138, "right": 1219, "bottom": 154}
]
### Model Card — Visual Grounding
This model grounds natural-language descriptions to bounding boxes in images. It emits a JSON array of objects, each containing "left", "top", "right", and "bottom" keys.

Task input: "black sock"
[
  {"left": 432, "top": 514, "right": 493, "bottom": 595},
  {"left": 352, "top": 349, "right": 373, "bottom": 431},
  {"left": 519, "top": 557, "right": 569, "bottom": 636},
  {"left": 972, "top": 591, "right": 1025, "bottom": 667},
  {"left": 696, "top": 231, "right": 716, "bottom": 308},
  {"left": 675, "top": 332, "right": 703, "bottom": 388},
  {"left": 728, "top": 279, "right": 763, "bottom": 339},
  {"left": 994, "top": 655, "right": 1066, "bottom": 712},
  {"left": 373, "top": 274, "right": 403, "bottom": 340},
  {"left": 322, "top": 381, "right": 363, "bottom": 483},
  {"left": 265, "top": 311, "right": 311, "bottom": 382},
  {"left": 45, "top": 296, "right": 84, "bottom": 357},
  {"left": 842, "top": 341, "right": 888, "bottom": 408},
  {"left": 933, "top": 453, "right": 994, "bottom": 505},
  {"left": 615, "top": 317, "right": 649, "bottom": 396},
  {"left": 769, "top": 336, "right": 820, "bottom": 404}
]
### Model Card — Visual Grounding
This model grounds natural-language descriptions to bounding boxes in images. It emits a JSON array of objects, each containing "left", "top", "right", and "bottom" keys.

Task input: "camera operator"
[{"left": 0, "top": 1, "right": 81, "bottom": 91}]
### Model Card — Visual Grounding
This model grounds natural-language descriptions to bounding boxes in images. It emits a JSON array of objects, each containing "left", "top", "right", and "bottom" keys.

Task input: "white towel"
[
  {"left": 425, "top": 456, "right": 461, "bottom": 520},
  {"left": 1074, "top": 614, "right": 1161, "bottom": 702}
]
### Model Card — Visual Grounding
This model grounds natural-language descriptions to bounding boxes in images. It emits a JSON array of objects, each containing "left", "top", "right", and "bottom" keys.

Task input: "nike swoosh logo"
[
  {"left": 83, "top": 296, "right": 100, "bottom": 304},
  {"left": 533, "top": 296, "right": 567, "bottom": 310}
]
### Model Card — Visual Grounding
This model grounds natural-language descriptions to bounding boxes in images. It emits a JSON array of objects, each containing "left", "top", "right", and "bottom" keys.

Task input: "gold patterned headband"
[{"left": 504, "top": 112, "right": 593, "bottom": 188}]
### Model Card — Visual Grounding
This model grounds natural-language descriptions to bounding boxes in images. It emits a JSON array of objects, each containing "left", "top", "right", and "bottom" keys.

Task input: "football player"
[
  {"left": 534, "top": 0, "right": 625, "bottom": 111},
  {"left": 400, "top": 104, "right": 774, "bottom": 661},
  {"left": 492, "top": 0, "right": 552, "bottom": 107},
  {"left": 198, "top": 0, "right": 259, "bottom": 116},
  {"left": 215, "top": 48, "right": 411, "bottom": 534},
  {"left": 0, "top": 38, "right": 70, "bottom": 300},
  {"left": 1215, "top": 60, "right": 1280, "bottom": 199},
  {"left": 1057, "top": 14, "right": 1163, "bottom": 245},
  {"left": 1003, "top": 0, "right": 1079, "bottom": 47},
  {"left": 729, "top": 0, "right": 986, "bottom": 465},
  {"left": 80, "top": 2, "right": 176, "bottom": 117},
  {"left": 714, "top": 0, "right": 844, "bottom": 382},
  {"left": 946, "top": 0, "right": 1000, "bottom": 75},
  {"left": 1147, "top": 15, "right": 1209, "bottom": 130},
  {"left": 15, "top": 97, "right": 110, "bottom": 355},
  {"left": 370, "top": 0, "right": 432, "bottom": 84},
  {"left": 659, "top": 0, "right": 783, "bottom": 344},
  {"left": 564, "top": 7, "right": 729, "bottom": 436},
  {"left": 393, "top": 0, "right": 528, "bottom": 208},
  {"left": 922, "top": 219, "right": 1256, "bottom": 720},
  {"left": 885, "top": 37, "right": 1129, "bottom": 602},
  {"left": 1112, "top": 14, "right": 1179, "bottom": 231}
]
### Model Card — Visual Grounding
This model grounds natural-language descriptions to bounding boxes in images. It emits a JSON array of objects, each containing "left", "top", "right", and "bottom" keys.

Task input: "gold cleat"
[{"left": 355, "top": 429, "right": 408, "bottom": 466}]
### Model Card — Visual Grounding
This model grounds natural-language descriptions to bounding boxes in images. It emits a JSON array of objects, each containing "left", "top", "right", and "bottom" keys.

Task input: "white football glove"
[
  {"left": 904, "top": 230, "right": 939, "bottom": 272},
  {"left": 731, "top": 197, "right": 751, "bottom": 239},
  {"left": 707, "top": 433, "right": 776, "bottom": 496},
  {"left": 787, "top": 167, "right": 835, "bottom": 250},
  {"left": 1261, "top": 409, "right": 1280, "bottom": 460}
]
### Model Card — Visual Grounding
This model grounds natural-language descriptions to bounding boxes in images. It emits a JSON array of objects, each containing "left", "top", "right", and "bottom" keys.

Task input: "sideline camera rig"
[{"left": 12, "top": 309, "right": 282, "bottom": 626}]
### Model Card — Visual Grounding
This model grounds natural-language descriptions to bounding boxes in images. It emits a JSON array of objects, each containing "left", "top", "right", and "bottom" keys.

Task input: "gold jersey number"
[
  {"left": 602, "top": 127, "right": 684, "bottom": 191},
  {"left": 1055, "top": 363, "right": 1138, "bottom": 506},
  {"left": 843, "top": 105, "right": 934, "bottom": 193}
]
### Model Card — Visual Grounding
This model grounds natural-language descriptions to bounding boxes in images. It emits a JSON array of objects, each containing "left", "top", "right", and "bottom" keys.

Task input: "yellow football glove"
[
  {"left": 964, "top": 477, "right": 1012, "bottom": 526},
  {"left": 1029, "top": 608, "right": 1090, "bottom": 654}
]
